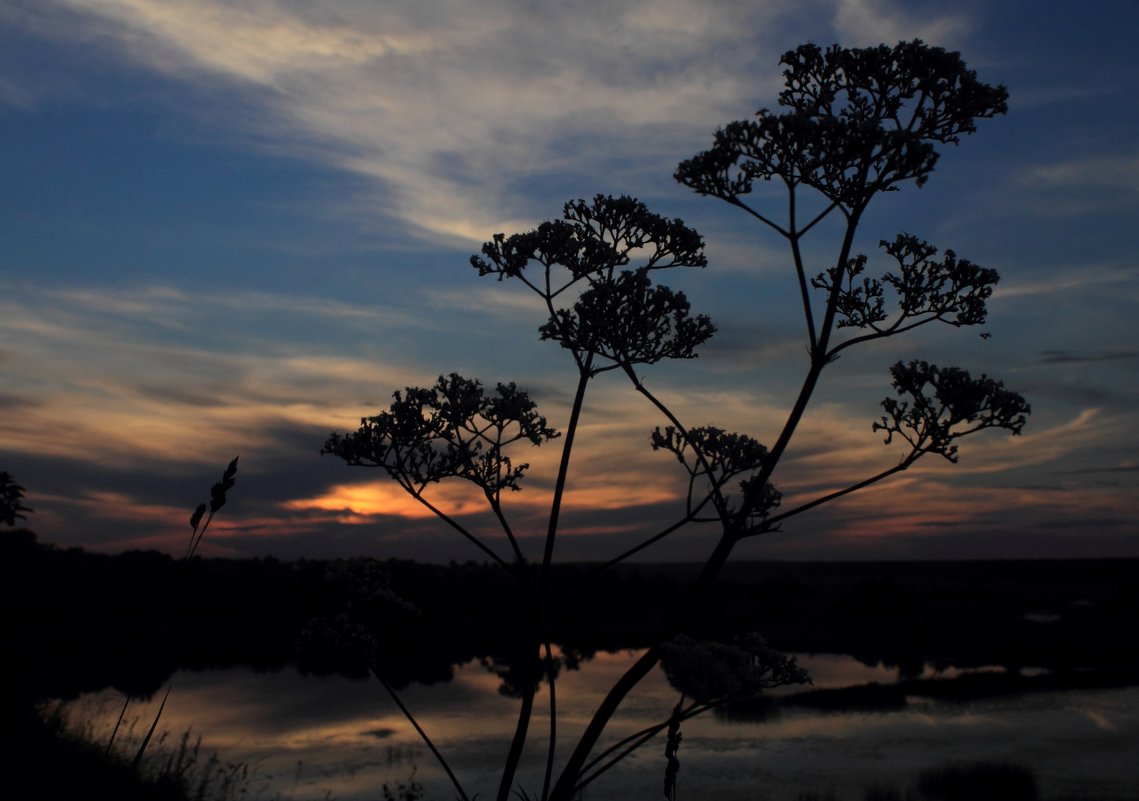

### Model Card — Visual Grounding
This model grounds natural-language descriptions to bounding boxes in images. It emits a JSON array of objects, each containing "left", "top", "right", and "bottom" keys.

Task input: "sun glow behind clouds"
[
  {"left": 3, "top": 1, "right": 1138, "bottom": 559},
  {"left": 284, "top": 474, "right": 682, "bottom": 524},
  {"left": 285, "top": 480, "right": 490, "bottom": 521}
]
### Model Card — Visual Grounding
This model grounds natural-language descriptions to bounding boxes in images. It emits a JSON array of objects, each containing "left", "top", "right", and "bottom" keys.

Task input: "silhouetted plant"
[
  {"left": 187, "top": 456, "right": 239, "bottom": 559},
  {"left": 0, "top": 470, "right": 33, "bottom": 527},
  {"left": 381, "top": 767, "right": 426, "bottom": 801},
  {"left": 324, "top": 39, "right": 1027, "bottom": 801},
  {"left": 106, "top": 457, "right": 240, "bottom": 773}
]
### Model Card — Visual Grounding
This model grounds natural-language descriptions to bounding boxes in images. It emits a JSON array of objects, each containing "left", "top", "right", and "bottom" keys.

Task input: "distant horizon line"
[{"left": 8, "top": 532, "right": 1136, "bottom": 567}]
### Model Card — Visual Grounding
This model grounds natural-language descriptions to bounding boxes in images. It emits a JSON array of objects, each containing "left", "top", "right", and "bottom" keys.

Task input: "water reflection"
[
  {"left": 61, "top": 652, "right": 1139, "bottom": 801},
  {"left": 779, "top": 653, "right": 898, "bottom": 689}
]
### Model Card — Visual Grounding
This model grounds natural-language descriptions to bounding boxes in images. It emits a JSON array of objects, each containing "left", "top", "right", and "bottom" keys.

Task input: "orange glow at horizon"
[
  {"left": 284, "top": 480, "right": 492, "bottom": 520},
  {"left": 284, "top": 472, "right": 684, "bottom": 523}
]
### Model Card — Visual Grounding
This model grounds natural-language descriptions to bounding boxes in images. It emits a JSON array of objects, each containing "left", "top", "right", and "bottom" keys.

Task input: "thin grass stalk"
[
  {"left": 131, "top": 683, "right": 172, "bottom": 771},
  {"left": 118, "top": 457, "right": 238, "bottom": 770},
  {"left": 104, "top": 691, "right": 132, "bottom": 758},
  {"left": 187, "top": 511, "right": 213, "bottom": 559}
]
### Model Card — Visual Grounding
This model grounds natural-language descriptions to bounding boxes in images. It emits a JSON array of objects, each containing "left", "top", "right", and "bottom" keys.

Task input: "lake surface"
[{"left": 60, "top": 651, "right": 1139, "bottom": 801}]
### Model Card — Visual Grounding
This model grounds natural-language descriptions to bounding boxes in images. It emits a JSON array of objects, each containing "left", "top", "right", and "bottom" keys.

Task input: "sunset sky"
[{"left": 2, "top": 0, "right": 1137, "bottom": 563}]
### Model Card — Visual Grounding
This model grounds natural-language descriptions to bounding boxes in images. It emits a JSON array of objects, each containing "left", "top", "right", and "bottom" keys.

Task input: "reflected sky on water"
[{"left": 61, "top": 651, "right": 1139, "bottom": 801}]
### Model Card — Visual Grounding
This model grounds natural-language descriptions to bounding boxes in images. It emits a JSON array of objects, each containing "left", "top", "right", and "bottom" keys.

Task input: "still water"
[{"left": 62, "top": 651, "right": 1139, "bottom": 800}]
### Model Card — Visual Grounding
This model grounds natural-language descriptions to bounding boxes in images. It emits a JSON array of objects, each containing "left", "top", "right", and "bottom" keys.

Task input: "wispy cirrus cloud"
[
  {"left": 1039, "top": 350, "right": 1139, "bottom": 365},
  {"left": 1013, "top": 151, "right": 1139, "bottom": 217},
  {"left": 993, "top": 261, "right": 1138, "bottom": 299},
  {"left": 12, "top": 0, "right": 969, "bottom": 248},
  {"left": 0, "top": 283, "right": 433, "bottom": 466},
  {"left": 832, "top": 0, "right": 970, "bottom": 45},
  {"left": 1023, "top": 153, "right": 1139, "bottom": 193},
  {"left": 10, "top": 1, "right": 1133, "bottom": 561}
]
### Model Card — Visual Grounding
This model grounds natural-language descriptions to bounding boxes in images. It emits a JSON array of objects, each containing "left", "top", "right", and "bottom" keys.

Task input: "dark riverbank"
[{"left": 6, "top": 530, "right": 1138, "bottom": 705}]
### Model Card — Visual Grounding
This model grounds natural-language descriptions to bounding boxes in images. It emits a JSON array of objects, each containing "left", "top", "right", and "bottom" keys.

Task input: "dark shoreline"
[{"left": 6, "top": 531, "right": 1138, "bottom": 706}]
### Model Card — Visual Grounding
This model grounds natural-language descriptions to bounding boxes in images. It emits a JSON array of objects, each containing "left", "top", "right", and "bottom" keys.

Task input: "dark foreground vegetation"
[
  {"left": 5, "top": 530, "right": 1139, "bottom": 800},
  {"left": 802, "top": 759, "right": 1138, "bottom": 801},
  {"left": 2, "top": 703, "right": 251, "bottom": 801}
]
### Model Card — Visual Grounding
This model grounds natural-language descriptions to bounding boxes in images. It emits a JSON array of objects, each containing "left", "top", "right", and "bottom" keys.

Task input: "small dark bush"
[{"left": 917, "top": 760, "right": 1038, "bottom": 801}]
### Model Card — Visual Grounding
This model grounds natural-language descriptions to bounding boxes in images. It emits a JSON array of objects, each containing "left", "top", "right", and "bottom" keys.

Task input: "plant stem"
[
  {"left": 497, "top": 674, "right": 536, "bottom": 801},
  {"left": 104, "top": 692, "right": 131, "bottom": 758},
  {"left": 131, "top": 683, "right": 172, "bottom": 771},
  {"left": 501, "top": 360, "right": 591, "bottom": 801},
  {"left": 541, "top": 638, "right": 558, "bottom": 801},
  {"left": 548, "top": 646, "right": 661, "bottom": 801},
  {"left": 760, "top": 454, "right": 918, "bottom": 530},
  {"left": 372, "top": 667, "right": 470, "bottom": 801},
  {"left": 541, "top": 363, "right": 592, "bottom": 579},
  {"left": 551, "top": 213, "right": 864, "bottom": 801}
]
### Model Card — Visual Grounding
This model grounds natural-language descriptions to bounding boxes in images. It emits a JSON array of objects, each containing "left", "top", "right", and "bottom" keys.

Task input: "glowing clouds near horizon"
[
  {"left": 284, "top": 475, "right": 682, "bottom": 525},
  {"left": 285, "top": 480, "right": 490, "bottom": 521}
]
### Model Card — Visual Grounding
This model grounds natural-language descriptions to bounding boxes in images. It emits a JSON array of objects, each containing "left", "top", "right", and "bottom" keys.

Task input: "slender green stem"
[
  {"left": 409, "top": 491, "right": 515, "bottom": 576},
  {"left": 104, "top": 692, "right": 132, "bottom": 758},
  {"left": 372, "top": 667, "right": 470, "bottom": 801},
  {"left": 622, "top": 366, "right": 730, "bottom": 520},
  {"left": 790, "top": 232, "right": 818, "bottom": 354},
  {"left": 488, "top": 494, "right": 526, "bottom": 564},
  {"left": 551, "top": 212, "right": 868, "bottom": 801},
  {"left": 828, "top": 312, "right": 952, "bottom": 357},
  {"left": 497, "top": 671, "right": 536, "bottom": 801},
  {"left": 786, "top": 180, "right": 819, "bottom": 352},
  {"left": 758, "top": 454, "right": 918, "bottom": 532},
  {"left": 541, "top": 639, "right": 558, "bottom": 801},
  {"left": 728, "top": 210, "right": 865, "bottom": 536},
  {"left": 548, "top": 645, "right": 662, "bottom": 801},
  {"left": 727, "top": 196, "right": 790, "bottom": 238},
  {"left": 187, "top": 512, "right": 213, "bottom": 559},
  {"left": 798, "top": 198, "right": 842, "bottom": 237},
  {"left": 578, "top": 498, "right": 712, "bottom": 586},
  {"left": 500, "top": 359, "right": 592, "bottom": 801},
  {"left": 575, "top": 699, "right": 715, "bottom": 794},
  {"left": 542, "top": 363, "right": 593, "bottom": 577},
  {"left": 131, "top": 683, "right": 172, "bottom": 771}
]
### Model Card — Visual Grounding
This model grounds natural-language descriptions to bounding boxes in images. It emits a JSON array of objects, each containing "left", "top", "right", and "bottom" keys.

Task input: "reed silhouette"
[
  {"left": 105, "top": 458, "right": 239, "bottom": 778},
  {"left": 316, "top": 39, "right": 1030, "bottom": 801}
]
